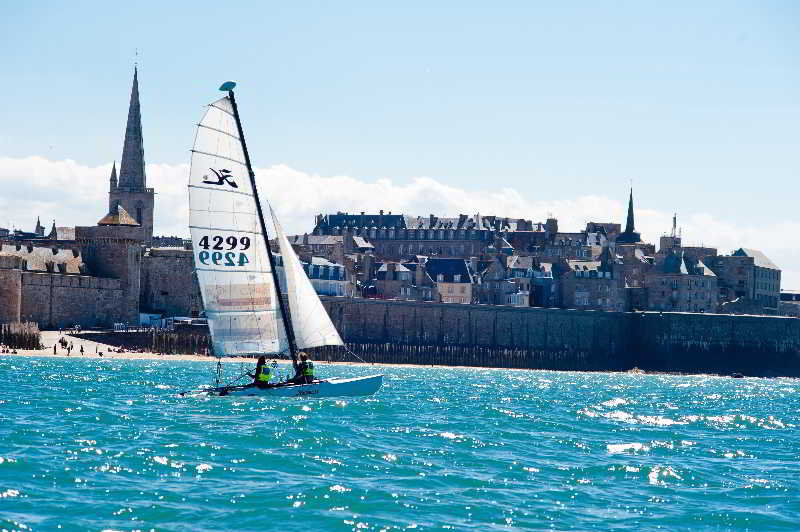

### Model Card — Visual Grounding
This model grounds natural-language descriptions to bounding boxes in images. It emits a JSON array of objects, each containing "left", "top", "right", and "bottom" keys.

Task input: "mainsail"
[
  {"left": 188, "top": 96, "right": 287, "bottom": 357},
  {"left": 271, "top": 208, "right": 344, "bottom": 349}
]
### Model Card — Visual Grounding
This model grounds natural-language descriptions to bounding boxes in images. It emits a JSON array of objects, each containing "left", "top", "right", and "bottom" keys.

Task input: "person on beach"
[
  {"left": 80, "top": 345, "right": 84, "bottom": 356},
  {"left": 247, "top": 355, "right": 274, "bottom": 388},
  {"left": 285, "top": 352, "right": 315, "bottom": 385}
]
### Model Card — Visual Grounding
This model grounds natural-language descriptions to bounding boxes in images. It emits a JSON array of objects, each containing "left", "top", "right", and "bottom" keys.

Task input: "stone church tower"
[{"left": 108, "top": 67, "right": 154, "bottom": 245}]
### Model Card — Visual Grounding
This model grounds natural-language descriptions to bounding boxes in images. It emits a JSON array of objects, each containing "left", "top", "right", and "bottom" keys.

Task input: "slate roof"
[
  {"left": 507, "top": 255, "right": 536, "bottom": 270},
  {"left": 317, "top": 212, "right": 530, "bottom": 231},
  {"left": 352, "top": 236, "right": 374, "bottom": 249},
  {"left": 568, "top": 260, "right": 609, "bottom": 273},
  {"left": 424, "top": 258, "right": 473, "bottom": 283},
  {"left": 377, "top": 262, "right": 410, "bottom": 273},
  {"left": 288, "top": 235, "right": 342, "bottom": 246},
  {"left": 660, "top": 252, "right": 716, "bottom": 276},
  {"left": 733, "top": 248, "right": 780, "bottom": 270}
]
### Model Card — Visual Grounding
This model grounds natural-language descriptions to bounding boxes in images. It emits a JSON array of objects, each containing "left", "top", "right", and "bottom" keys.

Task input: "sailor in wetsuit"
[
  {"left": 286, "top": 352, "right": 314, "bottom": 385},
  {"left": 248, "top": 355, "right": 274, "bottom": 388}
]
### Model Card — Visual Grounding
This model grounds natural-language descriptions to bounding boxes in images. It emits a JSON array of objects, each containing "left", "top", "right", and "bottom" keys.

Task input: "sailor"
[
  {"left": 297, "top": 352, "right": 315, "bottom": 384},
  {"left": 249, "top": 355, "right": 273, "bottom": 388}
]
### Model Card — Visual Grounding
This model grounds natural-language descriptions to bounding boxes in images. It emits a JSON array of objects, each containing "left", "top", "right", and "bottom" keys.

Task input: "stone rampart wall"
[
  {"left": 633, "top": 312, "right": 800, "bottom": 376},
  {"left": 320, "top": 297, "right": 800, "bottom": 375},
  {"left": 140, "top": 249, "right": 202, "bottom": 317},
  {"left": 321, "top": 298, "right": 632, "bottom": 371},
  {"left": 20, "top": 272, "right": 123, "bottom": 329}
]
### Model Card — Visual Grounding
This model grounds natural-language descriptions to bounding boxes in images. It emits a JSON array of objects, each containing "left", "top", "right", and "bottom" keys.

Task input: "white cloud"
[{"left": 1, "top": 155, "right": 798, "bottom": 288}]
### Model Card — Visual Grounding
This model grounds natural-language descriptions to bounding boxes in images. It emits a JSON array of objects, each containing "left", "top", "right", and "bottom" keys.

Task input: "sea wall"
[
  {"left": 632, "top": 312, "right": 800, "bottom": 376},
  {"left": 320, "top": 297, "right": 800, "bottom": 376},
  {"left": 320, "top": 298, "right": 632, "bottom": 371}
]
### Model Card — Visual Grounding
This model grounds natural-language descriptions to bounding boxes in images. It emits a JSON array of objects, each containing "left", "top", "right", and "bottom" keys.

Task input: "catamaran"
[{"left": 186, "top": 81, "right": 382, "bottom": 398}]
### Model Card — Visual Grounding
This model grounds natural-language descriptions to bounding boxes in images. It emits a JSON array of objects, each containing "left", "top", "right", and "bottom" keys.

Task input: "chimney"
[
  {"left": 470, "top": 256, "right": 479, "bottom": 275},
  {"left": 429, "top": 214, "right": 435, "bottom": 228},
  {"left": 362, "top": 252, "right": 374, "bottom": 282},
  {"left": 387, "top": 262, "right": 396, "bottom": 280},
  {"left": 415, "top": 261, "right": 425, "bottom": 287},
  {"left": 379, "top": 209, "right": 384, "bottom": 227},
  {"left": 303, "top": 233, "right": 309, "bottom": 246}
]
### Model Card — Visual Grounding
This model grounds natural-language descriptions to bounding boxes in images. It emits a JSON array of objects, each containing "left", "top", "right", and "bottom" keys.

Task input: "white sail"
[
  {"left": 271, "top": 207, "right": 344, "bottom": 349},
  {"left": 188, "top": 96, "right": 288, "bottom": 357}
]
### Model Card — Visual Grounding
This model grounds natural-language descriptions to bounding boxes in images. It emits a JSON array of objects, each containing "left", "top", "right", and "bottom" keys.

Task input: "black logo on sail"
[{"left": 202, "top": 168, "right": 238, "bottom": 188}]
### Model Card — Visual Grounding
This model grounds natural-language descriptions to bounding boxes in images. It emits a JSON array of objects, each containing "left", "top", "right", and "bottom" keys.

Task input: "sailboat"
[{"left": 187, "top": 81, "right": 382, "bottom": 398}]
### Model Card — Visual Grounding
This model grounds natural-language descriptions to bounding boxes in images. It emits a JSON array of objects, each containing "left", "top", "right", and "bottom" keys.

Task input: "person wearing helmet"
[{"left": 248, "top": 355, "right": 274, "bottom": 388}]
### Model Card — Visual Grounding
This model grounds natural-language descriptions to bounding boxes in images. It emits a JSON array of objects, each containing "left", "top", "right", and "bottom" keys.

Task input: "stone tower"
[
  {"left": 76, "top": 204, "right": 143, "bottom": 325},
  {"left": 109, "top": 66, "right": 154, "bottom": 245}
]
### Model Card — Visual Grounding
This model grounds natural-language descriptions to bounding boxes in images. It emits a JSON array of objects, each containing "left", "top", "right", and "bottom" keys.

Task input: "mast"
[{"left": 224, "top": 84, "right": 299, "bottom": 370}]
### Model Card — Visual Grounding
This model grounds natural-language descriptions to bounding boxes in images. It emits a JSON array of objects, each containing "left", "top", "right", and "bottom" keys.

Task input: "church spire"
[
  {"left": 117, "top": 66, "right": 146, "bottom": 189},
  {"left": 109, "top": 160, "right": 117, "bottom": 191},
  {"left": 624, "top": 188, "right": 635, "bottom": 234},
  {"left": 616, "top": 187, "right": 642, "bottom": 245}
]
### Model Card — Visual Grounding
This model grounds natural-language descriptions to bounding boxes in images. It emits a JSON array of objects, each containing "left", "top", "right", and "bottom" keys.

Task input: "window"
[
  {"left": 437, "top": 274, "right": 444, "bottom": 282},
  {"left": 454, "top": 274, "right": 461, "bottom": 282}
]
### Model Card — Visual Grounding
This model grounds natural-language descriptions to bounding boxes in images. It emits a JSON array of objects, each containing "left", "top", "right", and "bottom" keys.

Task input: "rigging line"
[
  {"left": 344, "top": 344, "right": 369, "bottom": 364},
  {"left": 209, "top": 102, "right": 236, "bottom": 118}
]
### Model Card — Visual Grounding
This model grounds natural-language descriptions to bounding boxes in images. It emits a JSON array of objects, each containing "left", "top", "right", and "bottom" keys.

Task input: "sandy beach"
[{"left": 1, "top": 330, "right": 514, "bottom": 372}]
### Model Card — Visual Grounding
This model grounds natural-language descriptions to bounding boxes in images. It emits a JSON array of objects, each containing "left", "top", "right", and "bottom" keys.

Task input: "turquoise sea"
[{"left": 1, "top": 356, "right": 798, "bottom": 531}]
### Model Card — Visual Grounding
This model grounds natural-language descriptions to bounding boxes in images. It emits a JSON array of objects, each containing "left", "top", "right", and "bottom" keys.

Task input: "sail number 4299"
[{"left": 197, "top": 235, "right": 251, "bottom": 267}]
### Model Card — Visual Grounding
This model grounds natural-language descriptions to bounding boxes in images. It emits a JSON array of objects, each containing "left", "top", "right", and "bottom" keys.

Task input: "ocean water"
[{"left": 1, "top": 357, "right": 798, "bottom": 531}]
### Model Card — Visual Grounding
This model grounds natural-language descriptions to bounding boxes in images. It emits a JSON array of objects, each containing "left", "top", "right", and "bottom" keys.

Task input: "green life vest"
[
  {"left": 303, "top": 361, "right": 314, "bottom": 377},
  {"left": 257, "top": 368, "right": 271, "bottom": 383}
]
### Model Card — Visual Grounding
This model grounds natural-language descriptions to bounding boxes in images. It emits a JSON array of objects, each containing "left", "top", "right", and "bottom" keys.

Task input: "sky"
[{"left": 0, "top": 2, "right": 798, "bottom": 286}]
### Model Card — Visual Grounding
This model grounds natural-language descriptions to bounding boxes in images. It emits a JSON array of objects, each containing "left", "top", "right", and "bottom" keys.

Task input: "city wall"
[
  {"left": 319, "top": 298, "right": 800, "bottom": 376},
  {"left": 69, "top": 298, "right": 800, "bottom": 376},
  {"left": 19, "top": 272, "right": 123, "bottom": 329}
]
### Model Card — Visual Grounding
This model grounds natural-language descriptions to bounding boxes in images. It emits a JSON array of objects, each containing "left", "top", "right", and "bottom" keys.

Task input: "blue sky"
[{"left": 1, "top": 2, "right": 798, "bottom": 283}]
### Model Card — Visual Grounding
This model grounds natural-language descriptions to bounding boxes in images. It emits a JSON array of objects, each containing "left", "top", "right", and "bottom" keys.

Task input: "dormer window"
[
  {"left": 454, "top": 274, "right": 461, "bottom": 282},
  {"left": 437, "top": 274, "right": 444, "bottom": 282}
]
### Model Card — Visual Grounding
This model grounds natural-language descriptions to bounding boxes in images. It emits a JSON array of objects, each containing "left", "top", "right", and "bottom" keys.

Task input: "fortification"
[
  {"left": 75, "top": 225, "right": 143, "bottom": 325},
  {"left": 0, "top": 242, "right": 125, "bottom": 328},
  {"left": 317, "top": 298, "right": 800, "bottom": 376},
  {"left": 141, "top": 247, "right": 202, "bottom": 317}
]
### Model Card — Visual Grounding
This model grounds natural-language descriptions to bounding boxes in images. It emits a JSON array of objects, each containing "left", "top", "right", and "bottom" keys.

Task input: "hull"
[{"left": 210, "top": 374, "right": 383, "bottom": 398}]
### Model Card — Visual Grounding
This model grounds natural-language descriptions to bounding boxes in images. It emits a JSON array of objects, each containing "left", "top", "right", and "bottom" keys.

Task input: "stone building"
[
  {"left": 313, "top": 211, "right": 536, "bottom": 261},
  {"left": 706, "top": 248, "right": 781, "bottom": 313},
  {"left": 476, "top": 256, "right": 518, "bottom": 305},
  {"left": 374, "top": 262, "right": 413, "bottom": 299},
  {"left": 560, "top": 249, "right": 626, "bottom": 312},
  {"left": 645, "top": 251, "right": 718, "bottom": 313},
  {"left": 417, "top": 257, "right": 474, "bottom": 304}
]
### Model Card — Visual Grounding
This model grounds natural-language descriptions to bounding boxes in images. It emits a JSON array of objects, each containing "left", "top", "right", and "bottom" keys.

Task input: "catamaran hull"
[{"left": 210, "top": 374, "right": 383, "bottom": 398}]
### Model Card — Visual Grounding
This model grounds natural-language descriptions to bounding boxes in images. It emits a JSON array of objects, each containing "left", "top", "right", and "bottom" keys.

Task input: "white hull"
[{"left": 210, "top": 374, "right": 383, "bottom": 398}]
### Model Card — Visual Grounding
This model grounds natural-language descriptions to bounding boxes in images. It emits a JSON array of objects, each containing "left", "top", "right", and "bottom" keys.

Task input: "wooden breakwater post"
[
  {"left": 151, "top": 330, "right": 213, "bottom": 356},
  {"left": 313, "top": 342, "right": 597, "bottom": 371},
  {"left": 0, "top": 321, "right": 41, "bottom": 350}
]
